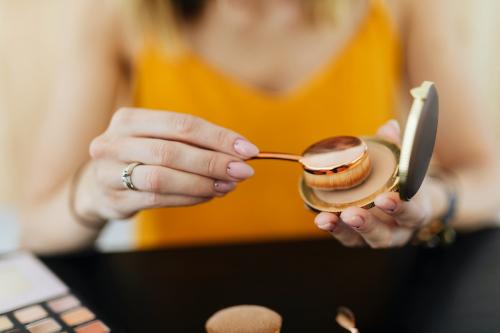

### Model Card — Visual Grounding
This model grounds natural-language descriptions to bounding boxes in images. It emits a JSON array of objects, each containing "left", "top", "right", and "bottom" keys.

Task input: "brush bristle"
[
  {"left": 304, "top": 154, "right": 372, "bottom": 190},
  {"left": 206, "top": 305, "right": 282, "bottom": 333}
]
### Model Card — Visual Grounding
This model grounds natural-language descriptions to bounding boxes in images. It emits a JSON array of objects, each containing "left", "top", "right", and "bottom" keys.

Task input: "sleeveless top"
[{"left": 133, "top": 0, "right": 400, "bottom": 248}]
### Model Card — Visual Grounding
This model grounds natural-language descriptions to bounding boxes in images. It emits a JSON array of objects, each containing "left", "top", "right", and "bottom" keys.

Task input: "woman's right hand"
[{"left": 77, "top": 108, "right": 259, "bottom": 221}]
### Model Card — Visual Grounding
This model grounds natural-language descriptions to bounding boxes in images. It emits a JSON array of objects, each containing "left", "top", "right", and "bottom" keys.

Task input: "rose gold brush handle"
[{"left": 251, "top": 152, "right": 303, "bottom": 162}]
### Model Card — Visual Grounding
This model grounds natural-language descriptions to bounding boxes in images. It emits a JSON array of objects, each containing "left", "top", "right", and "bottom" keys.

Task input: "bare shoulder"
[
  {"left": 61, "top": 0, "right": 121, "bottom": 35},
  {"left": 57, "top": 0, "right": 126, "bottom": 60}
]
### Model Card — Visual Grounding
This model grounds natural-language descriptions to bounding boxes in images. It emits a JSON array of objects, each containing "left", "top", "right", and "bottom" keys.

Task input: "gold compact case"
[
  {"left": 301, "top": 81, "right": 439, "bottom": 213},
  {"left": 254, "top": 81, "right": 439, "bottom": 213}
]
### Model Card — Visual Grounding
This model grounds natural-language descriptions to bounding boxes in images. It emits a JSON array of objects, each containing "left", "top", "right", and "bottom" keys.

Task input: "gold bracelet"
[{"left": 69, "top": 163, "right": 107, "bottom": 230}]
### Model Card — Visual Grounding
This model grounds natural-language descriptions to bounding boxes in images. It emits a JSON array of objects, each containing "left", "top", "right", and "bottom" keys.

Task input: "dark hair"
[
  {"left": 171, "top": 0, "right": 205, "bottom": 21},
  {"left": 131, "top": 0, "right": 346, "bottom": 53}
]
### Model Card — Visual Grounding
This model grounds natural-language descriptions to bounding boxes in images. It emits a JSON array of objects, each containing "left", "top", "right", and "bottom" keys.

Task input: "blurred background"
[{"left": 0, "top": 0, "right": 499, "bottom": 253}]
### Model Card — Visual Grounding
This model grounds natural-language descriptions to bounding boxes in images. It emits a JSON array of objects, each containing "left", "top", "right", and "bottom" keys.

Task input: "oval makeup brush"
[
  {"left": 336, "top": 306, "right": 359, "bottom": 333},
  {"left": 253, "top": 136, "right": 372, "bottom": 191},
  {"left": 205, "top": 305, "right": 282, "bottom": 333}
]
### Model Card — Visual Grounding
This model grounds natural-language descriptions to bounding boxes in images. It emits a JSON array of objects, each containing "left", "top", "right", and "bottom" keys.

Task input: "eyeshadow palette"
[{"left": 0, "top": 252, "right": 110, "bottom": 333}]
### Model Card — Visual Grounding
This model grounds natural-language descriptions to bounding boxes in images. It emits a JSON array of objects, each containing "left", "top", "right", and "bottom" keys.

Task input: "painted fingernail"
[
  {"left": 315, "top": 214, "right": 337, "bottom": 232},
  {"left": 316, "top": 220, "right": 336, "bottom": 232},
  {"left": 324, "top": 222, "right": 337, "bottom": 232},
  {"left": 347, "top": 216, "right": 364, "bottom": 228},
  {"left": 234, "top": 139, "right": 259, "bottom": 158},
  {"left": 378, "top": 198, "right": 397, "bottom": 212},
  {"left": 388, "top": 119, "right": 400, "bottom": 132},
  {"left": 227, "top": 162, "right": 254, "bottom": 179},
  {"left": 214, "top": 180, "right": 236, "bottom": 193}
]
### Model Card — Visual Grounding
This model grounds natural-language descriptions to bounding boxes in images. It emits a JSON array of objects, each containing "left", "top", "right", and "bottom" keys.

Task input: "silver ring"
[{"left": 121, "top": 162, "right": 143, "bottom": 190}]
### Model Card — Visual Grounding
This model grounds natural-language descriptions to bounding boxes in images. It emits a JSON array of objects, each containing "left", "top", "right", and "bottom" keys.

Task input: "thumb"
[{"left": 376, "top": 119, "right": 401, "bottom": 145}]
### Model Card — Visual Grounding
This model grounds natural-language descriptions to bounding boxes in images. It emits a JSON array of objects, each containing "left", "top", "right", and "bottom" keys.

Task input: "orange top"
[{"left": 133, "top": 0, "right": 400, "bottom": 248}]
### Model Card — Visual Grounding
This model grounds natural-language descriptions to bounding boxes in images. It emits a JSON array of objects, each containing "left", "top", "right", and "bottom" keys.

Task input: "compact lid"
[{"left": 398, "top": 81, "right": 439, "bottom": 200}]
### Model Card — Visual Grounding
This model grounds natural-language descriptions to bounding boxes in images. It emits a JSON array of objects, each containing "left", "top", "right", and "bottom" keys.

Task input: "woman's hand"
[
  {"left": 78, "top": 108, "right": 259, "bottom": 221},
  {"left": 313, "top": 120, "right": 434, "bottom": 248}
]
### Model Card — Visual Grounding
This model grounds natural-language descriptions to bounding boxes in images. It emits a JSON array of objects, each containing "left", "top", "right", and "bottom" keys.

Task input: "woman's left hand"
[{"left": 313, "top": 120, "right": 433, "bottom": 248}]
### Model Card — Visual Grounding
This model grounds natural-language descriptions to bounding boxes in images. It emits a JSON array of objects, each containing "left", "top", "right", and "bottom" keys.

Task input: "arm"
[
  {"left": 405, "top": 0, "right": 500, "bottom": 229},
  {"left": 20, "top": 1, "right": 259, "bottom": 254},
  {"left": 314, "top": 0, "right": 500, "bottom": 247},
  {"left": 20, "top": 0, "right": 124, "bottom": 253}
]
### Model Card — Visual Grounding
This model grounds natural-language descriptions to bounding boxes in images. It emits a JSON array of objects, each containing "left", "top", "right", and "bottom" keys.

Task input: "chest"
[{"left": 180, "top": 2, "right": 372, "bottom": 94}]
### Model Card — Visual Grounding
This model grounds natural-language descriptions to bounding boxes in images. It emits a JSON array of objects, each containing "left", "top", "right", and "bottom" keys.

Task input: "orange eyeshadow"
[
  {"left": 75, "top": 320, "right": 110, "bottom": 333},
  {"left": 60, "top": 307, "right": 95, "bottom": 327}
]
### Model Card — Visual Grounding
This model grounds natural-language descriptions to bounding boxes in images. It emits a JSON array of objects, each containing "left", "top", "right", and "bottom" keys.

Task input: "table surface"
[{"left": 42, "top": 228, "right": 500, "bottom": 333}]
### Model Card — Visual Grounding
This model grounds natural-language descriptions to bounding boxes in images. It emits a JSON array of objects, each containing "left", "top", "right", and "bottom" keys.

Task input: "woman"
[{"left": 21, "top": 0, "right": 500, "bottom": 253}]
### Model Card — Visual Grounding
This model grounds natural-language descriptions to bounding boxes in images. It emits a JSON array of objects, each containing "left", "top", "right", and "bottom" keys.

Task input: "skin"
[{"left": 19, "top": 0, "right": 500, "bottom": 253}]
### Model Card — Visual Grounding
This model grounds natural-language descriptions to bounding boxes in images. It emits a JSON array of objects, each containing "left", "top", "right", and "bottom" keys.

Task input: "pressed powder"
[{"left": 312, "top": 140, "right": 397, "bottom": 206}]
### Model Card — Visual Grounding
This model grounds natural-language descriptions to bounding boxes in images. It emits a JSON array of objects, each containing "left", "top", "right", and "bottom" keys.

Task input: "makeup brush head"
[
  {"left": 253, "top": 136, "right": 372, "bottom": 191},
  {"left": 205, "top": 305, "right": 282, "bottom": 333},
  {"left": 302, "top": 144, "right": 372, "bottom": 190}
]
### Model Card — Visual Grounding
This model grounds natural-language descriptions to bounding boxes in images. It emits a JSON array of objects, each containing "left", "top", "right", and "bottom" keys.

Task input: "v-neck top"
[{"left": 133, "top": 0, "right": 401, "bottom": 248}]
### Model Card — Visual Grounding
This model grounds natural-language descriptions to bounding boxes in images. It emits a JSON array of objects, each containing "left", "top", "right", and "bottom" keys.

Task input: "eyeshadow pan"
[
  {"left": 75, "top": 320, "right": 110, "bottom": 333},
  {"left": 27, "top": 318, "right": 61, "bottom": 333},
  {"left": 0, "top": 315, "right": 14, "bottom": 330},
  {"left": 61, "top": 307, "right": 95, "bottom": 326},
  {"left": 48, "top": 295, "right": 80, "bottom": 313},
  {"left": 14, "top": 305, "right": 48, "bottom": 324}
]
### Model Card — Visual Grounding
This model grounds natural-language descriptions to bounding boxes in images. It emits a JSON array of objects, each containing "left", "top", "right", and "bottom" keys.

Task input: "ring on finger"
[{"left": 121, "top": 162, "right": 143, "bottom": 190}]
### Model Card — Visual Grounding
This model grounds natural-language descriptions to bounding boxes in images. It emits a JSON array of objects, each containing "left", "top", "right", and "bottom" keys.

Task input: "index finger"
[{"left": 110, "top": 108, "right": 259, "bottom": 159}]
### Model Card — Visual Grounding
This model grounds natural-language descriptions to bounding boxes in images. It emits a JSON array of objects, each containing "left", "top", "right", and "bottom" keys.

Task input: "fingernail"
[
  {"left": 315, "top": 214, "right": 337, "bottom": 232},
  {"left": 378, "top": 198, "right": 397, "bottom": 212},
  {"left": 347, "top": 215, "right": 364, "bottom": 228},
  {"left": 234, "top": 139, "right": 259, "bottom": 158},
  {"left": 388, "top": 119, "right": 400, "bottom": 132},
  {"left": 318, "top": 223, "right": 337, "bottom": 232},
  {"left": 315, "top": 218, "right": 336, "bottom": 232},
  {"left": 227, "top": 162, "right": 254, "bottom": 179},
  {"left": 214, "top": 180, "right": 236, "bottom": 193}
]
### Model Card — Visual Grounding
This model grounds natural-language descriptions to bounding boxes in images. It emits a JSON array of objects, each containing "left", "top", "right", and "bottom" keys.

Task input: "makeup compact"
[
  {"left": 254, "top": 81, "right": 438, "bottom": 213},
  {"left": 0, "top": 252, "right": 110, "bottom": 333}
]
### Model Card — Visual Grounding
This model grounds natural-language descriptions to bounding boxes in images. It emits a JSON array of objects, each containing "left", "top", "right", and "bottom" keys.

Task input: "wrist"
[
  {"left": 70, "top": 162, "right": 107, "bottom": 229},
  {"left": 427, "top": 178, "right": 449, "bottom": 221},
  {"left": 414, "top": 173, "right": 458, "bottom": 247}
]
